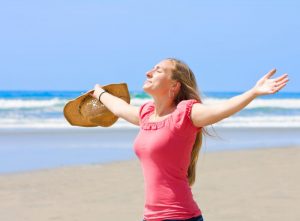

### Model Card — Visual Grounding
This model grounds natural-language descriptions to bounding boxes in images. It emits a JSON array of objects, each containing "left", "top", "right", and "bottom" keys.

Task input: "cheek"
[
  {"left": 145, "top": 74, "right": 171, "bottom": 91},
  {"left": 157, "top": 76, "right": 171, "bottom": 87},
  {"left": 152, "top": 78, "right": 165, "bottom": 88},
  {"left": 154, "top": 81, "right": 171, "bottom": 94}
]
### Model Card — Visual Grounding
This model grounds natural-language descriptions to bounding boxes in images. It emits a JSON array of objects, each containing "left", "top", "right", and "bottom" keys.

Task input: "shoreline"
[
  {"left": 1, "top": 127, "right": 300, "bottom": 174},
  {"left": 0, "top": 146, "right": 299, "bottom": 221},
  {"left": 0, "top": 144, "right": 298, "bottom": 177}
]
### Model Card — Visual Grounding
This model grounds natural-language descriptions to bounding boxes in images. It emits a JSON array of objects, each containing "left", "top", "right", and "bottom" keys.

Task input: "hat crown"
[{"left": 79, "top": 96, "right": 105, "bottom": 117}]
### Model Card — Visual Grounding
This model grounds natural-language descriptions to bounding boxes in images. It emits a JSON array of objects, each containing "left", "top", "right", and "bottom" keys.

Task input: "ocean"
[
  {"left": 0, "top": 90, "right": 300, "bottom": 128},
  {"left": 1, "top": 91, "right": 300, "bottom": 173}
]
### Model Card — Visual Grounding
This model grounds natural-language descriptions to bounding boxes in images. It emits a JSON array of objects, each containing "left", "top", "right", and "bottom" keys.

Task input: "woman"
[{"left": 91, "top": 58, "right": 288, "bottom": 221}]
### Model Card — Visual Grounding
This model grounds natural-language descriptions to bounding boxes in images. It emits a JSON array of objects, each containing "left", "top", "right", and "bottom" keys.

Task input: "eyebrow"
[{"left": 154, "top": 65, "right": 164, "bottom": 71}]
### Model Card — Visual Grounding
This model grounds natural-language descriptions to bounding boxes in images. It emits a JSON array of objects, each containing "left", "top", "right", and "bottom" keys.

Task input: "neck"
[{"left": 152, "top": 94, "right": 176, "bottom": 117}]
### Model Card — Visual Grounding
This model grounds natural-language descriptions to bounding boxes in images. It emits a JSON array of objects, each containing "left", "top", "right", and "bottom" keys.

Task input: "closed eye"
[{"left": 154, "top": 65, "right": 163, "bottom": 73}]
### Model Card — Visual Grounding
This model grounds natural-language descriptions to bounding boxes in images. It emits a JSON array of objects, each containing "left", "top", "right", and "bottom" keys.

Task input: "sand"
[{"left": 0, "top": 146, "right": 299, "bottom": 221}]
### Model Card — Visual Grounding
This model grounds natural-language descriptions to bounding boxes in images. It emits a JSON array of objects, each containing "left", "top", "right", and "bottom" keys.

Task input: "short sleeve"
[
  {"left": 171, "top": 99, "right": 201, "bottom": 132},
  {"left": 138, "top": 101, "right": 154, "bottom": 125}
]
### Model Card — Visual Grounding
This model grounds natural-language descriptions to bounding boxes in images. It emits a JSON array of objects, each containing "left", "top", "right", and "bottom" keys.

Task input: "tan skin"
[{"left": 92, "top": 60, "right": 289, "bottom": 127}]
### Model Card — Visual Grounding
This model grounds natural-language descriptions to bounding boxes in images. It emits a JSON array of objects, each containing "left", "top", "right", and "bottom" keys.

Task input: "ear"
[
  {"left": 170, "top": 80, "right": 181, "bottom": 92},
  {"left": 175, "top": 81, "right": 181, "bottom": 92}
]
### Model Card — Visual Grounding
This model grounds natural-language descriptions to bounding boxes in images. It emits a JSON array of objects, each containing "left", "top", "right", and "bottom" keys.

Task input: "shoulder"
[
  {"left": 172, "top": 99, "right": 202, "bottom": 131},
  {"left": 177, "top": 99, "right": 201, "bottom": 115},
  {"left": 139, "top": 101, "right": 154, "bottom": 119}
]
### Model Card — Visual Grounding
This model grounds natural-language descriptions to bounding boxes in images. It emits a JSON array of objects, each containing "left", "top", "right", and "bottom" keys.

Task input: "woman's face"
[{"left": 143, "top": 60, "right": 176, "bottom": 96}]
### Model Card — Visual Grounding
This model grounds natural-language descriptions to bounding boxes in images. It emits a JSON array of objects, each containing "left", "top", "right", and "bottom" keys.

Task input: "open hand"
[{"left": 252, "top": 69, "right": 289, "bottom": 96}]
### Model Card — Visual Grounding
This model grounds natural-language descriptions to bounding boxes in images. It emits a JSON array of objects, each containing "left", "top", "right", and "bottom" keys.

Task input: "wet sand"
[{"left": 0, "top": 146, "right": 299, "bottom": 221}]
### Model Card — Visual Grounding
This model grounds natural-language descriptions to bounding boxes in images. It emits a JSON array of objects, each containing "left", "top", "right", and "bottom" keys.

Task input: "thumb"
[{"left": 263, "top": 68, "right": 276, "bottom": 80}]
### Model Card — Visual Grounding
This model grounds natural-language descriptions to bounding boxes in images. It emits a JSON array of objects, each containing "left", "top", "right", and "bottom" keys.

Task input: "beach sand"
[{"left": 0, "top": 146, "right": 299, "bottom": 221}]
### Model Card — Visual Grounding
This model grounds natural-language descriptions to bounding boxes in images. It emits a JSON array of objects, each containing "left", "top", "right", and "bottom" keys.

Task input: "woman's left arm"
[{"left": 191, "top": 69, "right": 289, "bottom": 127}]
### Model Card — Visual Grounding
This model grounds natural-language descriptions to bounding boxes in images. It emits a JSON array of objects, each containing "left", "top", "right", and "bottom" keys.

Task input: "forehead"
[{"left": 155, "top": 60, "right": 174, "bottom": 72}]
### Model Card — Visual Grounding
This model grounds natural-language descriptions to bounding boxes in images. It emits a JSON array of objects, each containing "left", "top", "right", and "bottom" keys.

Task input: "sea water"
[
  {"left": 0, "top": 90, "right": 300, "bottom": 128},
  {"left": 0, "top": 91, "right": 299, "bottom": 173}
]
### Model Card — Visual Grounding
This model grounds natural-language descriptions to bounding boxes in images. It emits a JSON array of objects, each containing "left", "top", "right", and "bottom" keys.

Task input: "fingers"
[
  {"left": 274, "top": 73, "right": 289, "bottom": 87},
  {"left": 264, "top": 68, "right": 277, "bottom": 79},
  {"left": 274, "top": 73, "right": 289, "bottom": 83},
  {"left": 273, "top": 82, "right": 287, "bottom": 94},
  {"left": 94, "top": 84, "right": 101, "bottom": 89},
  {"left": 271, "top": 74, "right": 289, "bottom": 93},
  {"left": 88, "top": 90, "right": 95, "bottom": 96},
  {"left": 88, "top": 84, "right": 103, "bottom": 98},
  {"left": 93, "top": 84, "right": 104, "bottom": 92}
]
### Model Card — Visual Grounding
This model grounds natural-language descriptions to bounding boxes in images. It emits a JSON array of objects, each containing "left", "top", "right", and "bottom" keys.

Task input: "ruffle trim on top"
[
  {"left": 140, "top": 101, "right": 171, "bottom": 130},
  {"left": 184, "top": 99, "right": 202, "bottom": 131},
  {"left": 142, "top": 120, "right": 167, "bottom": 130},
  {"left": 186, "top": 99, "right": 199, "bottom": 120},
  {"left": 139, "top": 99, "right": 200, "bottom": 131}
]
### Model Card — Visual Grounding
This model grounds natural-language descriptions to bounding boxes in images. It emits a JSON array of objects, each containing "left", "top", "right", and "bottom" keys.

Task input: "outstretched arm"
[
  {"left": 191, "top": 69, "right": 289, "bottom": 127},
  {"left": 91, "top": 84, "right": 140, "bottom": 126}
]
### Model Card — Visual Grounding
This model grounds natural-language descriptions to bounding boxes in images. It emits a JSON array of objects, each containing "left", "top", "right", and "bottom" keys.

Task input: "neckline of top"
[
  {"left": 142, "top": 111, "right": 172, "bottom": 130},
  {"left": 146, "top": 112, "right": 173, "bottom": 124},
  {"left": 145, "top": 105, "right": 177, "bottom": 125}
]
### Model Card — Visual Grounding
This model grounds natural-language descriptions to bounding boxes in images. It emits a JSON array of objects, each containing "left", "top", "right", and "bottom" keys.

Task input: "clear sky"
[{"left": 0, "top": 0, "right": 299, "bottom": 92}]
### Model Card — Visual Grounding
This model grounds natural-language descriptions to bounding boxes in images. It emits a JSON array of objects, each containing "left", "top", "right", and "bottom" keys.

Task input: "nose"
[{"left": 146, "top": 68, "right": 154, "bottom": 78}]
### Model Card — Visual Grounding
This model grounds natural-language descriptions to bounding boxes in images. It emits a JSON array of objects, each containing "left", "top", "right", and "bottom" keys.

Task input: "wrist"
[
  {"left": 92, "top": 87, "right": 105, "bottom": 99},
  {"left": 249, "top": 87, "right": 259, "bottom": 98},
  {"left": 97, "top": 89, "right": 107, "bottom": 102}
]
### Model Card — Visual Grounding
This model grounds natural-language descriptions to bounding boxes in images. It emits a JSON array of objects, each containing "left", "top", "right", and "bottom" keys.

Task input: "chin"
[{"left": 143, "top": 85, "right": 153, "bottom": 95}]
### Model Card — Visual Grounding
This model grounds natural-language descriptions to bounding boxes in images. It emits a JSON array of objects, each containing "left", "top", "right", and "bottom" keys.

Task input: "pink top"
[{"left": 133, "top": 99, "right": 202, "bottom": 221}]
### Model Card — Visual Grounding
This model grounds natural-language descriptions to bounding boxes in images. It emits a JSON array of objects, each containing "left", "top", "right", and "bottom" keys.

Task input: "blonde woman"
[{"left": 92, "top": 58, "right": 288, "bottom": 221}]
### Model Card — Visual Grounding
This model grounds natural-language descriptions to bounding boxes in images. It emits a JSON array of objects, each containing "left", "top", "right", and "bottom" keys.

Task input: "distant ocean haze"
[{"left": 0, "top": 91, "right": 299, "bottom": 128}]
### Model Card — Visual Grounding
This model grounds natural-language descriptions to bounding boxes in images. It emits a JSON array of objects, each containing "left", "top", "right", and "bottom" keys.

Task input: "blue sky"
[{"left": 0, "top": 0, "right": 299, "bottom": 92}]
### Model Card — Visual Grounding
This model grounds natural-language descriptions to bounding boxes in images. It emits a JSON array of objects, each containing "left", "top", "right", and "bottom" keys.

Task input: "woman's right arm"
[
  {"left": 190, "top": 69, "right": 288, "bottom": 127},
  {"left": 91, "top": 84, "right": 140, "bottom": 126}
]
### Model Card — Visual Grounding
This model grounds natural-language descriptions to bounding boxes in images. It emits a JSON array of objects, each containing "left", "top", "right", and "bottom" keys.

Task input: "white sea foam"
[
  {"left": 0, "top": 116, "right": 299, "bottom": 129},
  {"left": 134, "top": 97, "right": 300, "bottom": 110},
  {"left": 1, "top": 97, "right": 300, "bottom": 110},
  {"left": 203, "top": 98, "right": 300, "bottom": 109},
  {"left": 130, "top": 98, "right": 153, "bottom": 106},
  {"left": 215, "top": 116, "right": 300, "bottom": 128},
  {"left": 0, "top": 96, "right": 299, "bottom": 128},
  {"left": 0, "top": 98, "right": 67, "bottom": 109}
]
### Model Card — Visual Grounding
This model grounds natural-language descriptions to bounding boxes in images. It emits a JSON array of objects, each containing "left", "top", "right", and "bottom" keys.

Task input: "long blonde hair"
[{"left": 167, "top": 58, "right": 205, "bottom": 186}]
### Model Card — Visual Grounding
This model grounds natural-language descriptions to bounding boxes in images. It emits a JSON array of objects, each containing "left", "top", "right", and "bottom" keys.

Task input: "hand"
[
  {"left": 252, "top": 69, "right": 289, "bottom": 96},
  {"left": 91, "top": 84, "right": 105, "bottom": 100}
]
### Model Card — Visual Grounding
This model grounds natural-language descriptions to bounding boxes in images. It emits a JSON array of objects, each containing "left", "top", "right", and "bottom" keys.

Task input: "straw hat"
[{"left": 64, "top": 83, "right": 130, "bottom": 127}]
